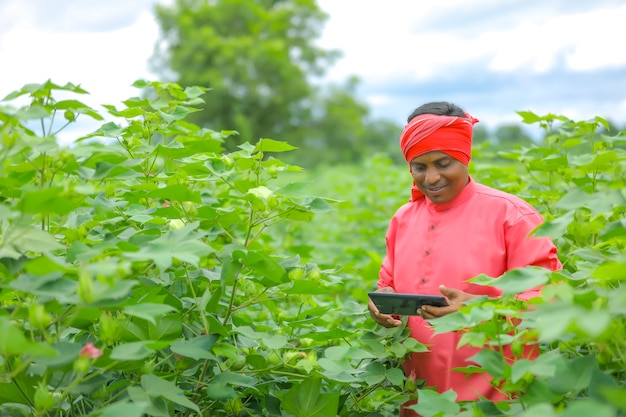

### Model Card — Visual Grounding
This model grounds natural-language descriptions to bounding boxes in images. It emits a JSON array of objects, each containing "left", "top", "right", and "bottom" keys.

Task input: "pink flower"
[{"left": 79, "top": 342, "right": 103, "bottom": 359}]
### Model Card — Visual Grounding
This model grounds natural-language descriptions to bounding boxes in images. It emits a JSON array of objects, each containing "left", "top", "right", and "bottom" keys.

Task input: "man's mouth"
[{"left": 428, "top": 185, "right": 446, "bottom": 193}]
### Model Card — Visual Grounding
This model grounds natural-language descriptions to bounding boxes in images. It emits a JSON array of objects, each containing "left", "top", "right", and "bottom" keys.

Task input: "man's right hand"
[{"left": 368, "top": 287, "right": 403, "bottom": 328}]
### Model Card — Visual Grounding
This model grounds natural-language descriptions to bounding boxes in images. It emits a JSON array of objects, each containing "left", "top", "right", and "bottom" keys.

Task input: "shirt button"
[
  {"left": 425, "top": 251, "right": 430, "bottom": 255},
  {"left": 430, "top": 225, "right": 435, "bottom": 230},
  {"left": 421, "top": 278, "right": 427, "bottom": 284}
]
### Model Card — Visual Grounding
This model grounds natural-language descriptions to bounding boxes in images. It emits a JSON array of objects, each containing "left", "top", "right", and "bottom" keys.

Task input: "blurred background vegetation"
[{"left": 147, "top": 0, "right": 625, "bottom": 169}]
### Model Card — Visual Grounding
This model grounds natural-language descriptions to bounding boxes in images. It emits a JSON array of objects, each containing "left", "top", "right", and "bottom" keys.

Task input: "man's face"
[{"left": 410, "top": 151, "right": 469, "bottom": 204}]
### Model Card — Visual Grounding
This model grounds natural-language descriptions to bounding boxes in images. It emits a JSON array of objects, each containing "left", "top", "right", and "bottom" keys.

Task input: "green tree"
[
  {"left": 304, "top": 77, "right": 402, "bottom": 165},
  {"left": 494, "top": 123, "right": 533, "bottom": 148},
  {"left": 152, "top": 0, "right": 338, "bottom": 152},
  {"left": 472, "top": 125, "right": 489, "bottom": 144}
]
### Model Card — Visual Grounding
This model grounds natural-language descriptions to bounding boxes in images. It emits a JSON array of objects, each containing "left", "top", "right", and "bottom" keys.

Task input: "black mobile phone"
[{"left": 368, "top": 292, "right": 448, "bottom": 316}]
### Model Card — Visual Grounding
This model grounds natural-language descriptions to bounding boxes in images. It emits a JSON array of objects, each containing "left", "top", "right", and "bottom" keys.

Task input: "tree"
[
  {"left": 494, "top": 124, "right": 533, "bottom": 148},
  {"left": 152, "top": 0, "right": 339, "bottom": 152},
  {"left": 304, "top": 77, "right": 401, "bottom": 166},
  {"left": 472, "top": 125, "right": 489, "bottom": 144}
]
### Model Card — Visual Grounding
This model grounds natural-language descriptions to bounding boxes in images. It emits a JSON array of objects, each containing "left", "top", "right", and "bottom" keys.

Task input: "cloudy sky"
[{"left": 1, "top": 0, "right": 625, "bottom": 140}]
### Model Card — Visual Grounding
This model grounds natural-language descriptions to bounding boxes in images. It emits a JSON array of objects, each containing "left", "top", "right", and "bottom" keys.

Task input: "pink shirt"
[{"left": 378, "top": 177, "right": 561, "bottom": 402}]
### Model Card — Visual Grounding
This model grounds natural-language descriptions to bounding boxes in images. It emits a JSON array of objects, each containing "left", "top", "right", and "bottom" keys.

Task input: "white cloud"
[
  {"left": 1, "top": 0, "right": 625, "bottom": 138},
  {"left": 0, "top": 10, "right": 159, "bottom": 106},
  {"left": 0, "top": 0, "right": 156, "bottom": 34},
  {"left": 317, "top": 0, "right": 626, "bottom": 81},
  {"left": 0, "top": 6, "right": 161, "bottom": 144}
]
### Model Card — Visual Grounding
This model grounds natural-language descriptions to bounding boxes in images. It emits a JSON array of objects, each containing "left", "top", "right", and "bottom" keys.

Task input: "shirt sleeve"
[
  {"left": 505, "top": 211, "right": 562, "bottom": 300},
  {"left": 378, "top": 216, "right": 398, "bottom": 289}
]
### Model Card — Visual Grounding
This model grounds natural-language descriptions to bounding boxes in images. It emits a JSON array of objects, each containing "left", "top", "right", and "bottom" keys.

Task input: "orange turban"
[{"left": 400, "top": 113, "right": 479, "bottom": 164}]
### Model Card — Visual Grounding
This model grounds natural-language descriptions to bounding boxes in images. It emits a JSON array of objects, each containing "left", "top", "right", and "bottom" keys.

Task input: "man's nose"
[{"left": 425, "top": 167, "right": 441, "bottom": 184}]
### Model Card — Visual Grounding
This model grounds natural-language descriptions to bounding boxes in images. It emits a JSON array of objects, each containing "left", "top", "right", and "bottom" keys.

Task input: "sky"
[{"left": 1, "top": 0, "right": 625, "bottom": 142}]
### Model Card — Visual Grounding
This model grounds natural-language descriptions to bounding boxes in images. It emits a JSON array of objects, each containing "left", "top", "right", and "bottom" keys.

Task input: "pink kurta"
[{"left": 378, "top": 177, "right": 561, "bottom": 404}]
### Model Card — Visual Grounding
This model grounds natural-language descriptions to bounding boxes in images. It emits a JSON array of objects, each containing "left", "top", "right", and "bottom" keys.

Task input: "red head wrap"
[
  {"left": 399, "top": 112, "right": 479, "bottom": 201},
  {"left": 400, "top": 112, "right": 479, "bottom": 164}
]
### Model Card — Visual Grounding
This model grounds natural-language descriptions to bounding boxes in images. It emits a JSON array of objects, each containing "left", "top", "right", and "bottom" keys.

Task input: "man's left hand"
[{"left": 419, "top": 285, "right": 477, "bottom": 320}]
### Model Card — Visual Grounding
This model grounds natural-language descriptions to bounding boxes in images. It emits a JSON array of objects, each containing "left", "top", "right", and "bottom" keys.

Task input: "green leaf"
[
  {"left": 124, "top": 222, "right": 212, "bottom": 269},
  {"left": 362, "top": 362, "right": 386, "bottom": 385},
  {"left": 92, "top": 280, "right": 139, "bottom": 305},
  {"left": 20, "top": 187, "right": 85, "bottom": 214},
  {"left": 254, "top": 138, "right": 297, "bottom": 153},
  {"left": 206, "top": 314, "right": 229, "bottom": 336},
  {"left": 0, "top": 375, "right": 38, "bottom": 405},
  {"left": 386, "top": 367, "right": 405, "bottom": 387},
  {"left": 24, "top": 255, "right": 68, "bottom": 275},
  {"left": 86, "top": 401, "right": 148, "bottom": 417},
  {"left": 170, "top": 334, "right": 219, "bottom": 360},
  {"left": 14, "top": 104, "right": 51, "bottom": 120},
  {"left": 524, "top": 377, "right": 565, "bottom": 406},
  {"left": 55, "top": 99, "right": 103, "bottom": 120},
  {"left": 96, "top": 122, "right": 125, "bottom": 137},
  {"left": 467, "top": 349, "right": 506, "bottom": 378},
  {"left": 205, "top": 383, "right": 237, "bottom": 400},
  {"left": 262, "top": 334, "right": 288, "bottom": 349},
  {"left": 470, "top": 266, "right": 551, "bottom": 295},
  {"left": 555, "top": 189, "right": 625, "bottom": 215},
  {"left": 558, "top": 399, "right": 615, "bottom": 417},
  {"left": 212, "top": 372, "right": 258, "bottom": 390},
  {"left": 600, "top": 386, "right": 626, "bottom": 410},
  {"left": 511, "top": 353, "right": 559, "bottom": 383},
  {"left": 547, "top": 355, "right": 595, "bottom": 394},
  {"left": 516, "top": 110, "right": 542, "bottom": 124},
  {"left": 281, "top": 377, "right": 339, "bottom": 417},
  {"left": 122, "top": 303, "right": 178, "bottom": 325},
  {"left": 410, "top": 389, "right": 459, "bottom": 417},
  {"left": 516, "top": 404, "right": 556, "bottom": 417},
  {"left": 593, "top": 261, "right": 626, "bottom": 282},
  {"left": 246, "top": 250, "right": 287, "bottom": 286},
  {"left": 110, "top": 341, "right": 161, "bottom": 361},
  {"left": 141, "top": 374, "right": 199, "bottom": 412},
  {"left": 146, "top": 184, "right": 201, "bottom": 203},
  {"left": 300, "top": 328, "right": 352, "bottom": 341},
  {"left": 183, "top": 85, "right": 207, "bottom": 98},
  {"left": 0, "top": 317, "right": 56, "bottom": 356},
  {"left": 0, "top": 224, "right": 64, "bottom": 258},
  {"left": 534, "top": 302, "right": 588, "bottom": 342},
  {"left": 247, "top": 186, "right": 274, "bottom": 200},
  {"left": 305, "top": 197, "right": 334, "bottom": 213},
  {"left": 159, "top": 105, "right": 199, "bottom": 123},
  {"left": 285, "top": 280, "right": 330, "bottom": 295},
  {"left": 575, "top": 310, "right": 612, "bottom": 338},
  {"left": 246, "top": 354, "right": 267, "bottom": 370},
  {"left": 277, "top": 181, "right": 312, "bottom": 197},
  {"left": 35, "top": 342, "right": 82, "bottom": 368},
  {"left": 533, "top": 211, "right": 575, "bottom": 239},
  {"left": 8, "top": 273, "right": 77, "bottom": 302},
  {"left": 323, "top": 346, "right": 349, "bottom": 360},
  {"left": 146, "top": 314, "right": 182, "bottom": 341}
]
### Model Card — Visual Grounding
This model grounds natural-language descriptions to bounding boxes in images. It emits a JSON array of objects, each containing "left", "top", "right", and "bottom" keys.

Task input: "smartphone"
[{"left": 368, "top": 292, "right": 448, "bottom": 316}]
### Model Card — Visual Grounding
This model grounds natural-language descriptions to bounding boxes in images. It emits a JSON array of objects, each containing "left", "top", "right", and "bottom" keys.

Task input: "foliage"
[
  {"left": 494, "top": 124, "right": 534, "bottom": 147},
  {"left": 1, "top": 80, "right": 625, "bottom": 417},
  {"left": 416, "top": 111, "right": 626, "bottom": 416},
  {"left": 275, "top": 113, "right": 626, "bottom": 416},
  {"left": 151, "top": 0, "right": 400, "bottom": 166},
  {"left": 152, "top": 0, "right": 332, "bottom": 150},
  {"left": 0, "top": 80, "right": 422, "bottom": 417}
]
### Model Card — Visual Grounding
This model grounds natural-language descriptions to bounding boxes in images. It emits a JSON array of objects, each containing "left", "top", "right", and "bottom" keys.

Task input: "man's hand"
[
  {"left": 419, "top": 285, "right": 478, "bottom": 320},
  {"left": 368, "top": 287, "right": 402, "bottom": 327}
]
